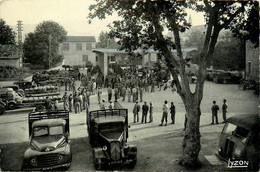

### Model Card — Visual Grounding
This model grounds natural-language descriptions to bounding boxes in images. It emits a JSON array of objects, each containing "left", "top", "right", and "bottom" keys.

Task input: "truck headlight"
[
  {"left": 58, "top": 155, "right": 63, "bottom": 160},
  {"left": 235, "top": 147, "right": 242, "bottom": 157},
  {"left": 30, "top": 158, "right": 36, "bottom": 164},
  {"left": 102, "top": 146, "right": 107, "bottom": 151}
]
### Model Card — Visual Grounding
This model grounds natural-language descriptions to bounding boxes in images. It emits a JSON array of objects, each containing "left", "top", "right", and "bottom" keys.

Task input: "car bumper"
[{"left": 22, "top": 162, "right": 71, "bottom": 171}]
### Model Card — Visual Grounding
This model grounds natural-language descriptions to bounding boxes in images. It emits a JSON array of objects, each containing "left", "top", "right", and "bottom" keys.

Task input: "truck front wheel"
[
  {"left": 94, "top": 158, "right": 102, "bottom": 170},
  {"left": 0, "top": 105, "right": 5, "bottom": 115},
  {"left": 8, "top": 103, "right": 16, "bottom": 110}
]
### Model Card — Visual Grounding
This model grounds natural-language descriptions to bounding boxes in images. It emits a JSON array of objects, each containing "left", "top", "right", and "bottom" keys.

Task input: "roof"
[
  {"left": 32, "top": 118, "right": 66, "bottom": 128},
  {"left": 94, "top": 116, "right": 125, "bottom": 124},
  {"left": 227, "top": 114, "right": 259, "bottom": 131},
  {"left": 64, "top": 36, "right": 96, "bottom": 43}
]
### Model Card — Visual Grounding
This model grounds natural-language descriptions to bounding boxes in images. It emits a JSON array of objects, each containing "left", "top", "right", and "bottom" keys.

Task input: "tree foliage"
[
  {"left": 23, "top": 21, "right": 67, "bottom": 69},
  {"left": 88, "top": 0, "right": 257, "bottom": 168},
  {"left": 0, "top": 19, "right": 16, "bottom": 45},
  {"left": 0, "top": 19, "right": 17, "bottom": 56},
  {"left": 96, "top": 31, "right": 116, "bottom": 48}
]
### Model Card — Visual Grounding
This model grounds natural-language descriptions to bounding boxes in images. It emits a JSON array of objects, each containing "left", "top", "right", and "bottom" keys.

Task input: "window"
[
  {"left": 63, "top": 43, "right": 69, "bottom": 51},
  {"left": 96, "top": 56, "right": 99, "bottom": 62},
  {"left": 248, "top": 61, "right": 252, "bottom": 74},
  {"left": 222, "top": 123, "right": 236, "bottom": 134},
  {"left": 50, "top": 126, "right": 63, "bottom": 136},
  {"left": 82, "top": 55, "right": 88, "bottom": 62},
  {"left": 86, "top": 44, "right": 92, "bottom": 50},
  {"left": 109, "top": 56, "right": 116, "bottom": 62},
  {"left": 34, "top": 127, "right": 48, "bottom": 137},
  {"left": 76, "top": 43, "right": 82, "bottom": 51}
]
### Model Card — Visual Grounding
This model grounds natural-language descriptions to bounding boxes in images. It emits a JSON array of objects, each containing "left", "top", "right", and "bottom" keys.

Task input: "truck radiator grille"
[
  {"left": 110, "top": 141, "right": 121, "bottom": 161},
  {"left": 37, "top": 153, "right": 59, "bottom": 167},
  {"left": 224, "top": 139, "right": 235, "bottom": 159}
]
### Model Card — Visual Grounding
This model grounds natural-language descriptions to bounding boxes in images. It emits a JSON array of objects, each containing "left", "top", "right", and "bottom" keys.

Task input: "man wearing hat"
[{"left": 133, "top": 101, "right": 140, "bottom": 123}]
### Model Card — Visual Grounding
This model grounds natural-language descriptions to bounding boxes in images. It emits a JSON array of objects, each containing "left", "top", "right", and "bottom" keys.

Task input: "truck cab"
[
  {"left": 0, "top": 88, "right": 23, "bottom": 110},
  {"left": 87, "top": 102, "right": 137, "bottom": 170},
  {"left": 22, "top": 110, "right": 72, "bottom": 170},
  {"left": 216, "top": 114, "right": 259, "bottom": 170}
]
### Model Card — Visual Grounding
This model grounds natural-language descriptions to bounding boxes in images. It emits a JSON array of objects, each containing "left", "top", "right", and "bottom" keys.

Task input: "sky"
[{"left": 0, "top": 0, "right": 205, "bottom": 41}]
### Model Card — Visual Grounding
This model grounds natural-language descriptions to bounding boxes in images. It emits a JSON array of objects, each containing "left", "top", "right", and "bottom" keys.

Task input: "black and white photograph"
[{"left": 0, "top": 0, "right": 259, "bottom": 171}]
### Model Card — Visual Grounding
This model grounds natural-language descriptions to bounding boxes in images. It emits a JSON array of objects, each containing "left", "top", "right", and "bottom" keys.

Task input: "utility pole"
[
  {"left": 48, "top": 34, "right": 52, "bottom": 69},
  {"left": 17, "top": 20, "right": 23, "bottom": 81}
]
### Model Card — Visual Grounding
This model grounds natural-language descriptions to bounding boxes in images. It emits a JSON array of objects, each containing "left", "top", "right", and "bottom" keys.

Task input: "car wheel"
[
  {"left": 0, "top": 105, "right": 5, "bottom": 115},
  {"left": 94, "top": 157, "right": 102, "bottom": 170},
  {"left": 8, "top": 103, "right": 16, "bottom": 110}
]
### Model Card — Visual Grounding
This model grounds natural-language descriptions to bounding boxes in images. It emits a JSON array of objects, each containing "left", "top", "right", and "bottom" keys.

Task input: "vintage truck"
[
  {"left": 86, "top": 102, "right": 137, "bottom": 170},
  {"left": 22, "top": 110, "right": 72, "bottom": 170}
]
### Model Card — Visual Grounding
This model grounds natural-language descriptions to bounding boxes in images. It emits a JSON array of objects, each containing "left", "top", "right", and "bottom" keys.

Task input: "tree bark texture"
[{"left": 180, "top": 102, "right": 201, "bottom": 168}]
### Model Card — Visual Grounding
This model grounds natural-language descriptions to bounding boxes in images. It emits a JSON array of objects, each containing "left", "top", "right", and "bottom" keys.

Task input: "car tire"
[
  {"left": 0, "top": 105, "right": 5, "bottom": 115},
  {"left": 8, "top": 103, "right": 16, "bottom": 110}
]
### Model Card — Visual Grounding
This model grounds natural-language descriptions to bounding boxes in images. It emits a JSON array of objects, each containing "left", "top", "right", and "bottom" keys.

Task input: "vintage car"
[
  {"left": 86, "top": 102, "right": 137, "bottom": 170},
  {"left": 22, "top": 110, "right": 72, "bottom": 170},
  {"left": 216, "top": 114, "right": 259, "bottom": 170}
]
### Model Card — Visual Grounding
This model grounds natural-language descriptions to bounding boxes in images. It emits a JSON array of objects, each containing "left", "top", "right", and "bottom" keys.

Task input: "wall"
[
  {"left": 246, "top": 41, "right": 259, "bottom": 81},
  {"left": 0, "top": 57, "right": 19, "bottom": 68},
  {"left": 61, "top": 42, "right": 96, "bottom": 66}
]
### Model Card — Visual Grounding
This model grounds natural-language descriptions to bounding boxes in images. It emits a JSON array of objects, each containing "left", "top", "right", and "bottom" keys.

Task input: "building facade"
[
  {"left": 245, "top": 40, "right": 259, "bottom": 81},
  {"left": 60, "top": 36, "right": 96, "bottom": 67}
]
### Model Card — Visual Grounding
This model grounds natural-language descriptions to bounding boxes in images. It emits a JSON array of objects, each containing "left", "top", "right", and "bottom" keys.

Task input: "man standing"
[
  {"left": 121, "top": 85, "right": 126, "bottom": 101},
  {"left": 62, "top": 92, "right": 68, "bottom": 110},
  {"left": 127, "top": 87, "right": 131, "bottom": 102},
  {"left": 100, "top": 99, "right": 106, "bottom": 110},
  {"left": 114, "top": 87, "right": 118, "bottom": 102},
  {"left": 160, "top": 100, "right": 169, "bottom": 126},
  {"left": 132, "top": 87, "right": 137, "bottom": 102},
  {"left": 74, "top": 93, "right": 80, "bottom": 114},
  {"left": 107, "top": 85, "right": 112, "bottom": 102},
  {"left": 108, "top": 100, "right": 114, "bottom": 109},
  {"left": 133, "top": 101, "right": 140, "bottom": 123},
  {"left": 170, "top": 102, "right": 175, "bottom": 124},
  {"left": 97, "top": 87, "right": 102, "bottom": 104},
  {"left": 44, "top": 97, "right": 52, "bottom": 110},
  {"left": 139, "top": 86, "right": 143, "bottom": 102},
  {"left": 149, "top": 102, "right": 153, "bottom": 123},
  {"left": 222, "top": 99, "right": 228, "bottom": 123},
  {"left": 211, "top": 100, "right": 219, "bottom": 124},
  {"left": 68, "top": 93, "right": 73, "bottom": 112},
  {"left": 141, "top": 101, "right": 149, "bottom": 123}
]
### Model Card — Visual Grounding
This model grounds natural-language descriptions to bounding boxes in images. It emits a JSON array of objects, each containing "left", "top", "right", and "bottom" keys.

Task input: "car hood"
[{"left": 31, "top": 135, "right": 66, "bottom": 152}]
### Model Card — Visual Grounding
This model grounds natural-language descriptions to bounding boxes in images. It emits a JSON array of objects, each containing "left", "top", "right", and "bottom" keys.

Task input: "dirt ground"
[{"left": 0, "top": 123, "right": 239, "bottom": 171}]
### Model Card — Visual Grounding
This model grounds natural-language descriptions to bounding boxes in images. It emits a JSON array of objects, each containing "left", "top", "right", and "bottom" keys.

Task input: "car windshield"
[
  {"left": 50, "top": 126, "right": 63, "bottom": 136},
  {"left": 223, "top": 123, "right": 249, "bottom": 139},
  {"left": 33, "top": 125, "right": 63, "bottom": 137},
  {"left": 100, "top": 122, "right": 123, "bottom": 134},
  {"left": 223, "top": 123, "right": 237, "bottom": 134},
  {"left": 34, "top": 127, "right": 48, "bottom": 137}
]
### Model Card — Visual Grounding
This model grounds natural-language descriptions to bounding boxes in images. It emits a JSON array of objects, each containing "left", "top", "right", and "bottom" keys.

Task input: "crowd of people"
[{"left": 42, "top": 67, "right": 228, "bottom": 130}]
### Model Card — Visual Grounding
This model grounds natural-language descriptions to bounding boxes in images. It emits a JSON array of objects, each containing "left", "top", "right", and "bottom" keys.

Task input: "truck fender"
[
  {"left": 128, "top": 145, "right": 137, "bottom": 154},
  {"left": 93, "top": 147, "right": 106, "bottom": 159}
]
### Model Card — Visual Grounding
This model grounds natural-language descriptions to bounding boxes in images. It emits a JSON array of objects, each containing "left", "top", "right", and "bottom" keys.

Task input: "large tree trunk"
[{"left": 179, "top": 101, "right": 201, "bottom": 168}]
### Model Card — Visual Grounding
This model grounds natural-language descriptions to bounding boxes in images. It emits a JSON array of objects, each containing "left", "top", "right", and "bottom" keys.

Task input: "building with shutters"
[{"left": 59, "top": 36, "right": 96, "bottom": 67}]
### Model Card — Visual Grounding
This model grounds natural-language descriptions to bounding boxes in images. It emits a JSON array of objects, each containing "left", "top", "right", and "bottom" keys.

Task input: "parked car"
[{"left": 216, "top": 114, "right": 259, "bottom": 170}]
